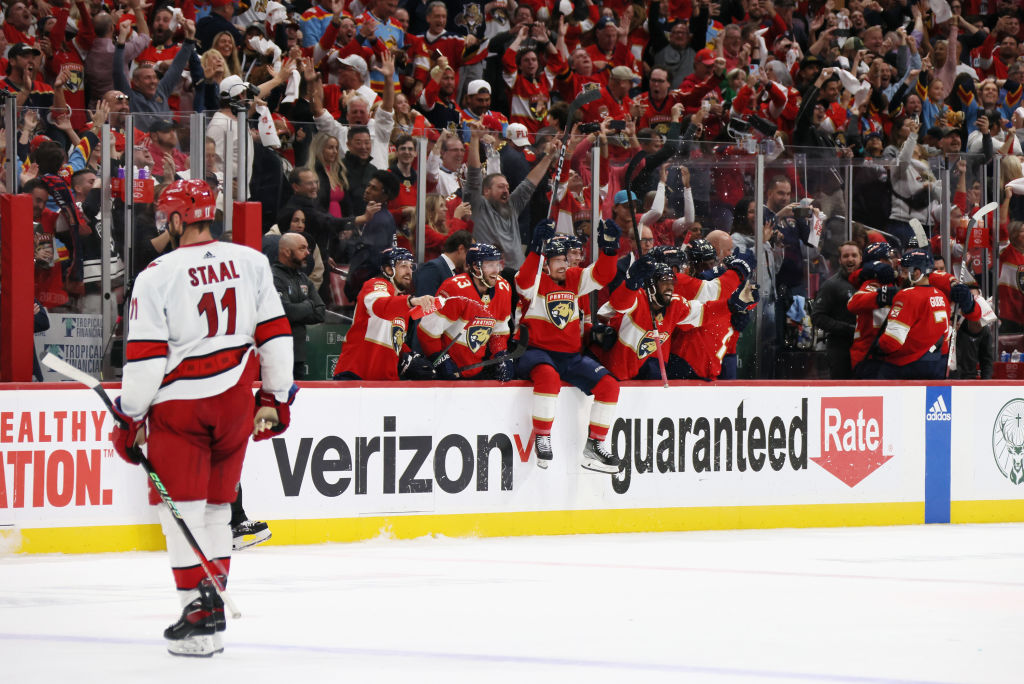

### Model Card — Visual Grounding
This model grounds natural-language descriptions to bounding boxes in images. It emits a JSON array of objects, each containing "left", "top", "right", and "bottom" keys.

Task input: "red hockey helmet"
[{"left": 157, "top": 179, "right": 216, "bottom": 229}]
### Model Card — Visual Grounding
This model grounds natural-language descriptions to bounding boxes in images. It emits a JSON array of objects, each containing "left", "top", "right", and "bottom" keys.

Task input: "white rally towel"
[
  {"left": 1007, "top": 176, "right": 1024, "bottom": 195},
  {"left": 930, "top": 0, "right": 952, "bottom": 24},
  {"left": 281, "top": 69, "right": 301, "bottom": 104},
  {"left": 256, "top": 102, "right": 281, "bottom": 149},
  {"left": 836, "top": 68, "right": 871, "bottom": 110}
]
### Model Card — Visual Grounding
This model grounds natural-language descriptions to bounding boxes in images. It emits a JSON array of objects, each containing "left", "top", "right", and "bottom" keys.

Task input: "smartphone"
[{"left": 608, "top": 120, "right": 626, "bottom": 131}]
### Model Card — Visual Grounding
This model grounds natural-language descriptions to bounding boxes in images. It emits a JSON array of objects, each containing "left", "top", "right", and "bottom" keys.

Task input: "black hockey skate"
[
  {"left": 535, "top": 434, "right": 553, "bottom": 468},
  {"left": 164, "top": 579, "right": 225, "bottom": 657},
  {"left": 232, "top": 519, "right": 271, "bottom": 550},
  {"left": 581, "top": 438, "right": 619, "bottom": 473}
]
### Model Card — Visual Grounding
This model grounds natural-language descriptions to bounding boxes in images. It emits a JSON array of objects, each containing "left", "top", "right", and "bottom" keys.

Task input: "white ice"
[{"left": 2, "top": 523, "right": 1023, "bottom": 684}]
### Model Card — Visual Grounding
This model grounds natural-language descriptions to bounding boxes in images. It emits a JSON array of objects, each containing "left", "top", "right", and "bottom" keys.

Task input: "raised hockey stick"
[
  {"left": 40, "top": 353, "right": 242, "bottom": 620},
  {"left": 947, "top": 201, "right": 998, "bottom": 375},
  {"left": 546, "top": 87, "right": 602, "bottom": 219},
  {"left": 455, "top": 326, "right": 528, "bottom": 376},
  {"left": 623, "top": 150, "right": 670, "bottom": 388},
  {"left": 908, "top": 218, "right": 928, "bottom": 248}
]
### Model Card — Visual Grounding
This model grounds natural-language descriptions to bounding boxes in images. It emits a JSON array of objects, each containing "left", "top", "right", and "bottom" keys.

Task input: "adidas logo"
[
  {"left": 926, "top": 395, "right": 951, "bottom": 421},
  {"left": 203, "top": 251, "right": 216, "bottom": 259}
]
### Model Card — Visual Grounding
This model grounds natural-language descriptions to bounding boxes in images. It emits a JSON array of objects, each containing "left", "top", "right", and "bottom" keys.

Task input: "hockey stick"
[
  {"left": 40, "top": 353, "right": 242, "bottom": 620},
  {"left": 432, "top": 321, "right": 468, "bottom": 368},
  {"left": 455, "top": 326, "right": 528, "bottom": 376},
  {"left": 908, "top": 218, "right": 928, "bottom": 248},
  {"left": 623, "top": 150, "right": 669, "bottom": 387},
  {"left": 546, "top": 87, "right": 602, "bottom": 220},
  {"left": 947, "top": 201, "right": 997, "bottom": 375}
]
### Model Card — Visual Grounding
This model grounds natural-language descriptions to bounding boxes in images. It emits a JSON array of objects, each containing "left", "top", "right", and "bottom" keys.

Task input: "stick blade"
[
  {"left": 972, "top": 201, "right": 999, "bottom": 221},
  {"left": 41, "top": 353, "right": 101, "bottom": 388},
  {"left": 909, "top": 219, "right": 928, "bottom": 248}
]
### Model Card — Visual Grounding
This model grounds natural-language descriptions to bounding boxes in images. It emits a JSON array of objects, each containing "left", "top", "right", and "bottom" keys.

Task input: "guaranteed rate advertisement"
[
  {"left": 240, "top": 385, "right": 925, "bottom": 521},
  {"left": 1, "top": 384, "right": 928, "bottom": 535}
]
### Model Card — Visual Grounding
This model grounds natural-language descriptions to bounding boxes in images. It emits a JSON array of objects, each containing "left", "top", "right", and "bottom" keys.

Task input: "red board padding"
[
  {"left": 1, "top": 194, "right": 35, "bottom": 382},
  {"left": 232, "top": 202, "right": 262, "bottom": 252}
]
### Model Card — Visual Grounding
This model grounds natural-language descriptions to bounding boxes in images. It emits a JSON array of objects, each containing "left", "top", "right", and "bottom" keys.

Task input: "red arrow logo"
[
  {"left": 811, "top": 451, "right": 894, "bottom": 487},
  {"left": 815, "top": 397, "right": 894, "bottom": 487}
]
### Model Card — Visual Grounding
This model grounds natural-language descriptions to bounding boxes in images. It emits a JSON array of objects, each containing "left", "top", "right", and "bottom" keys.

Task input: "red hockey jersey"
[
  {"left": 596, "top": 284, "right": 725, "bottom": 380},
  {"left": 878, "top": 274, "right": 981, "bottom": 365},
  {"left": 847, "top": 277, "right": 891, "bottom": 369},
  {"left": 515, "top": 250, "right": 618, "bottom": 353},
  {"left": 417, "top": 274, "right": 512, "bottom": 378},
  {"left": 332, "top": 277, "right": 418, "bottom": 380}
]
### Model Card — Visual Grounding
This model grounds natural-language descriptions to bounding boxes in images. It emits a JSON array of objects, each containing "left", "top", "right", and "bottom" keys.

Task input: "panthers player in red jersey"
[
  {"left": 657, "top": 241, "right": 750, "bottom": 380},
  {"left": 848, "top": 242, "right": 900, "bottom": 377},
  {"left": 595, "top": 258, "right": 730, "bottom": 380},
  {"left": 515, "top": 219, "right": 621, "bottom": 473},
  {"left": 417, "top": 243, "right": 515, "bottom": 380},
  {"left": 110, "top": 179, "right": 296, "bottom": 657},
  {"left": 868, "top": 249, "right": 980, "bottom": 379},
  {"left": 333, "top": 247, "right": 441, "bottom": 381}
]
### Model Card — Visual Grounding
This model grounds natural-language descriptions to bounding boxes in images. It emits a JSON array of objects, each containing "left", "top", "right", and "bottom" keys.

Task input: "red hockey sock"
[
  {"left": 588, "top": 375, "right": 619, "bottom": 441},
  {"left": 530, "top": 364, "right": 560, "bottom": 435}
]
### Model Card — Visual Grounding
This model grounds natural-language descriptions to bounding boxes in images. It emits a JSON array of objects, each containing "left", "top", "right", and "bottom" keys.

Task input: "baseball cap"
[
  {"left": 466, "top": 79, "right": 491, "bottom": 95},
  {"left": 337, "top": 54, "right": 368, "bottom": 80},
  {"left": 596, "top": 17, "right": 617, "bottom": 30},
  {"left": 695, "top": 48, "right": 716, "bottom": 66},
  {"left": 613, "top": 189, "right": 638, "bottom": 205},
  {"left": 149, "top": 118, "right": 175, "bottom": 133},
  {"left": 220, "top": 74, "right": 254, "bottom": 99},
  {"left": 610, "top": 65, "right": 635, "bottom": 81},
  {"left": 506, "top": 123, "right": 530, "bottom": 147},
  {"left": 800, "top": 54, "right": 823, "bottom": 69},
  {"left": 8, "top": 43, "right": 41, "bottom": 58}
]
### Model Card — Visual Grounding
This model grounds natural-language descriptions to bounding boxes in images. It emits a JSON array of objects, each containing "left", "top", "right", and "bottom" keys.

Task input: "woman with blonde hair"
[
  {"left": 305, "top": 132, "right": 346, "bottom": 218},
  {"left": 212, "top": 31, "right": 243, "bottom": 77}
]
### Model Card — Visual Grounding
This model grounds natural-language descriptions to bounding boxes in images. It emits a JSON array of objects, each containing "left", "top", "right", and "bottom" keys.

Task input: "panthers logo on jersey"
[
  {"left": 636, "top": 330, "right": 670, "bottom": 359},
  {"left": 465, "top": 317, "right": 495, "bottom": 353},
  {"left": 1017, "top": 265, "right": 1024, "bottom": 292},
  {"left": 546, "top": 292, "right": 577, "bottom": 329},
  {"left": 391, "top": 318, "right": 407, "bottom": 353}
]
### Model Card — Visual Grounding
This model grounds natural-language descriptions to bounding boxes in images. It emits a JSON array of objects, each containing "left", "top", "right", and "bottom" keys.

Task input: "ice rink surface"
[{"left": 2, "top": 523, "right": 1023, "bottom": 684}]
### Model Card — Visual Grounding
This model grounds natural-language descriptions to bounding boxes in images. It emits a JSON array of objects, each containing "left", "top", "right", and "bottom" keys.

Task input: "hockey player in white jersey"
[{"left": 110, "top": 179, "right": 296, "bottom": 657}]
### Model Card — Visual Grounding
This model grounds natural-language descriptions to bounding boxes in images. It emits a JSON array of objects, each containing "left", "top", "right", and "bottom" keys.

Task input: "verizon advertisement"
[{"left": 1, "top": 385, "right": 927, "bottom": 531}]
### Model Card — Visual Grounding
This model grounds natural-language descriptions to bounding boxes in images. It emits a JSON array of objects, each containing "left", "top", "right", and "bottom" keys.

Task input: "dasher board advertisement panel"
[
  {"left": 950, "top": 386, "right": 1024, "bottom": 521},
  {"left": 1, "top": 384, "right": 924, "bottom": 534},
  {"left": 239, "top": 385, "right": 924, "bottom": 519}
]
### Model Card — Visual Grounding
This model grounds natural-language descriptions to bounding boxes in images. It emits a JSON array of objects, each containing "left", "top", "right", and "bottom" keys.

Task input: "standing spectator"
[
  {"left": 273, "top": 234, "right": 326, "bottom": 380},
  {"left": 812, "top": 241, "right": 862, "bottom": 379},
  {"left": 955, "top": 285, "right": 994, "bottom": 379},
  {"left": 112, "top": 20, "right": 197, "bottom": 131},
  {"left": 465, "top": 120, "right": 558, "bottom": 270},
  {"left": 306, "top": 133, "right": 346, "bottom": 217},
  {"left": 198, "top": 0, "right": 243, "bottom": 53},
  {"left": 998, "top": 221, "right": 1024, "bottom": 333}
]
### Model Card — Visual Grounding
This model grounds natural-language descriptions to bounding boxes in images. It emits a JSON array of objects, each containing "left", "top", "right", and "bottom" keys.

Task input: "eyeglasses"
[
  {"left": 443, "top": 146, "right": 464, "bottom": 153},
  {"left": 639, "top": 237, "right": 655, "bottom": 244}
]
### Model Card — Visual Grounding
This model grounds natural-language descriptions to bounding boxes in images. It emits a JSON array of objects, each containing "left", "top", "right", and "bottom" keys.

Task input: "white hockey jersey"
[{"left": 120, "top": 239, "right": 293, "bottom": 420}]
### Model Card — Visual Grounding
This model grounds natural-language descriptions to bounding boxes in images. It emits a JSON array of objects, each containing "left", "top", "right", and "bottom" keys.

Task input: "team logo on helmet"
[
  {"left": 465, "top": 317, "right": 496, "bottom": 353},
  {"left": 1017, "top": 265, "right": 1024, "bottom": 292},
  {"left": 546, "top": 292, "right": 576, "bottom": 329},
  {"left": 636, "top": 330, "right": 670, "bottom": 360},
  {"left": 391, "top": 318, "right": 407, "bottom": 353}
]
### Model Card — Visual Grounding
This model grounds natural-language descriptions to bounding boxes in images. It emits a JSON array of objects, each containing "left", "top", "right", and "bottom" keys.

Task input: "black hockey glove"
[
  {"left": 950, "top": 283, "right": 976, "bottom": 314},
  {"left": 399, "top": 352, "right": 436, "bottom": 380},
  {"left": 876, "top": 285, "right": 898, "bottom": 307},
  {"left": 722, "top": 255, "right": 751, "bottom": 281},
  {"left": 528, "top": 219, "right": 556, "bottom": 255},
  {"left": 625, "top": 256, "right": 656, "bottom": 290},
  {"left": 597, "top": 219, "right": 622, "bottom": 256}
]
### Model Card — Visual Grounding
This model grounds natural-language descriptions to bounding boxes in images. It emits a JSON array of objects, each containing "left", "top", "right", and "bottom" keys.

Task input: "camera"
[
  {"left": 579, "top": 122, "right": 601, "bottom": 134},
  {"left": 793, "top": 206, "right": 813, "bottom": 219}
]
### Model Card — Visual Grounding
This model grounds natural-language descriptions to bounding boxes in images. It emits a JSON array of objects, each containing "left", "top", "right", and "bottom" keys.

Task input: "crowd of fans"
[{"left": 6, "top": 0, "right": 1024, "bottom": 379}]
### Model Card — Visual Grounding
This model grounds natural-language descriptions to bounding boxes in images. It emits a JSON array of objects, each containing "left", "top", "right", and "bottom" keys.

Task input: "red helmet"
[{"left": 157, "top": 179, "right": 216, "bottom": 228}]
